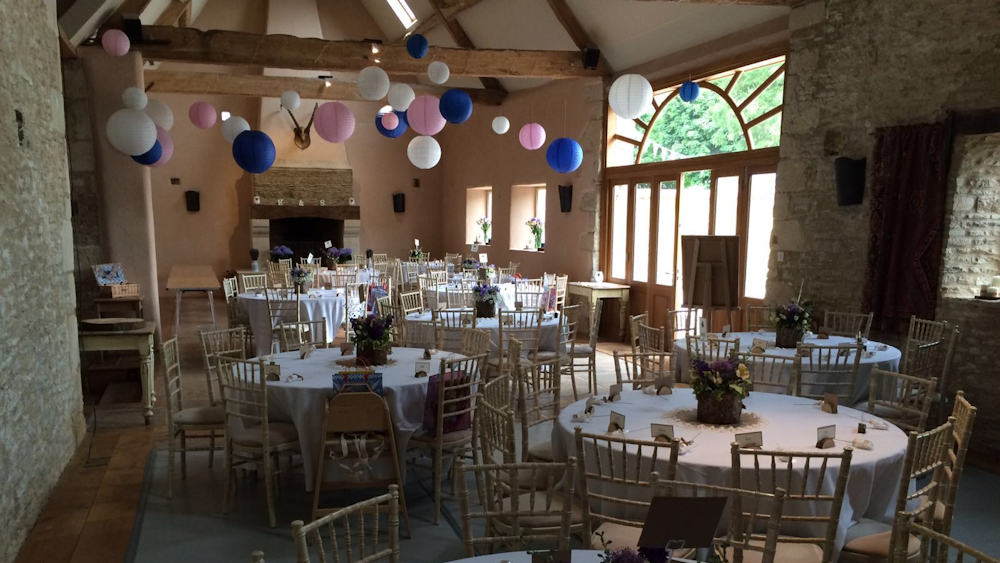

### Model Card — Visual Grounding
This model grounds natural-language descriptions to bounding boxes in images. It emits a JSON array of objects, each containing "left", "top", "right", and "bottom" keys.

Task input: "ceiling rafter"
[
  {"left": 155, "top": 0, "right": 191, "bottom": 27},
  {"left": 409, "top": 0, "right": 484, "bottom": 37},
  {"left": 426, "top": 0, "right": 505, "bottom": 93},
  {"left": 629, "top": 0, "right": 790, "bottom": 5},
  {"left": 544, "top": 0, "right": 613, "bottom": 74},
  {"left": 136, "top": 25, "right": 603, "bottom": 79}
]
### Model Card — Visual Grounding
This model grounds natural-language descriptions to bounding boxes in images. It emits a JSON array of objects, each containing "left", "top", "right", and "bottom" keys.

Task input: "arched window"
[{"left": 609, "top": 56, "right": 785, "bottom": 167}]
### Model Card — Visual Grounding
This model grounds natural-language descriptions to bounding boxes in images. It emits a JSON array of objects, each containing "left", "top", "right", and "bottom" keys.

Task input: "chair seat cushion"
[
  {"left": 528, "top": 351, "right": 560, "bottom": 362},
  {"left": 174, "top": 406, "right": 224, "bottom": 426},
  {"left": 843, "top": 518, "right": 921, "bottom": 559},
  {"left": 498, "top": 491, "right": 583, "bottom": 528},
  {"left": 726, "top": 541, "right": 823, "bottom": 563},
  {"left": 528, "top": 440, "right": 554, "bottom": 461},
  {"left": 570, "top": 345, "right": 594, "bottom": 356},
  {"left": 590, "top": 522, "right": 641, "bottom": 550},
  {"left": 231, "top": 422, "right": 299, "bottom": 447},
  {"left": 410, "top": 428, "right": 474, "bottom": 447}
]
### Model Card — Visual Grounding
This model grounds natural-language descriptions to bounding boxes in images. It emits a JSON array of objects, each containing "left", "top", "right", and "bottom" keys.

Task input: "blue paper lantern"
[
  {"left": 439, "top": 89, "right": 473, "bottom": 124},
  {"left": 375, "top": 110, "right": 408, "bottom": 138},
  {"left": 232, "top": 130, "right": 276, "bottom": 174},
  {"left": 679, "top": 80, "right": 700, "bottom": 103},
  {"left": 406, "top": 34, "right": 429, "bottom": 59},
  {"left": 546, "top": 137, "right": 583, "bottom": 174},
  {"left": 132, "top": 140, "right": 162, "bottom": 166}
]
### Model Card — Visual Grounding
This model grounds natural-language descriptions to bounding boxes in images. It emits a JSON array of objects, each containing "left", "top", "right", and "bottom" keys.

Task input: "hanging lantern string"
[{"left": 563, "top": 99, "right": 567, "bottom": 138}]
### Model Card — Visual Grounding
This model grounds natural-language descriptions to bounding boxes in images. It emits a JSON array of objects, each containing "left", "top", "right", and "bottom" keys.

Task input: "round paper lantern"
[
  {"left": 375, "top": 110, "right": 408, "bottom": 138},
  {"left": 106, "top": 108, "right": 157, "bottom": 156},
  {"left": 149, "top": 126, "right": 173, "bottom": 167},
  {"left": 388, "top": 83, "right": 415, "bottom": 111},
  {"left": 122, "top": 87, "right": 147, "bottom": 110},
  {"left": 439, "top": 89, "right": 473, "bottom": 124},
  {"left": 357, "top": 66, "right": 390, "bottom": 101},
  {"left": 492, "top": 116, "right": 510, "bottom": 134},
  {"left": 280, "top": 90, "right": 301, "bottom": 110},
  {"left": 407, "top": 95, "right": 445, "bottom": 136},
  {"left": 232, "top": 130, "right": 276, "bottom": 174},
  {"left": 132, "top": 140, "right": 162, "bottom": 166},
  {"left": 518, "top": 122, "right": 546, "bottom": 151},
  {"left": 101, "top": 29, "right": 130, "bottom": 57},
  {"left": 406, "top": 34, "right": 429, "bottom": 59},
  {"left": 608, "top": 74, "right": 653, "bottom": 119},
  {"left": 381, "top": 112, "right": 399, "bottom": 130},
  {"left": 222, "top": 116, "right": 250, "bottom": 143},
  {"left": 427, "top": 61, "right": 450, "bottom": 85},
  {"left": 314, "top": 102, "right": 355, "bottom": 143},
  {"left": 189, "top": 101, "right": 217, "bottom": 129},
  {"left": 407, "top": 136, "right": 441, "bottom": 169},
  {"left": 144, "top": 99, "right": 174, "bottom": 130},
  {"left": 546, "top": 137, "right": 583, "bottom": 173},
  {"left": 679, "top": 80, "right": 700, "bottom": 103}
]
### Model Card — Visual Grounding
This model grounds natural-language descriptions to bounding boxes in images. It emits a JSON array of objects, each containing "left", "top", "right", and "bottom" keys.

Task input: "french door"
[{"left": 605, "top": 153, "right": 778, "bottom": 332}]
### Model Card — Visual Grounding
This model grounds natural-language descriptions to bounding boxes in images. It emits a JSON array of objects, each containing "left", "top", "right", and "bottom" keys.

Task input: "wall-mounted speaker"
[
  {"left": 122, "top": 15, "right": 144, "bottom": 43},
  {"left": 558, "top": 185, "right": 573, "bottom": 213},
  {"left": 392, "top": 193, "right": 405, "bottom": 213},
  {"left": 583, "top": 48, "right": 600, "bottom": 70},
  {"left": 834, "top": 157, "right": 866, "bottom": 206},
  {"left": 184, "top": 190, "right": 200, "bottom": 212}
]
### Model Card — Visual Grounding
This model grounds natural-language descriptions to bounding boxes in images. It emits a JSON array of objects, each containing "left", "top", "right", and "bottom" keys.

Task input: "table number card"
[
  {"left": 324, "top": 240, "right": 333, "bottom": 249},
  {"left": 821, "top": 393, "right": 839, "bottom": 414},
  {"left": 735, "top": 431, "right": 763, "bottom": 449},
  {"left": 654, "top": 377, "right": 673, "bottom": 395},
  {"left": 470, "top": 243, "right": 479, "bottom": 252},
  {"left": 299, "top": 343, "right": 314, "bottom": 360},
  {"left": 479, "top": 253, "right": 488, "bottom": 263},
  {"left": 722, "top": 324, "right": 731, "bottom": 336},
  {"left": 607, "top": 384, "right": 622, "bottom": 402},
  {"left": 816, "top": 424, "right": 836, "bottom": 449},
  {"left": 751, "top": 338, "right": 770, "bottom": 355},
  {"left": 651, "top": 423, "right": 675, "bottom": 442},
  {"left": 584, "top": 396, "right": 598, "bottom": 415},
  {"left": 698, "top": 317, "right": 709, "bottom": 337},
  {"left": 414, "top": 239, "right": 420, "bottom": 247},
  {"left": 263, "top": 362, "right": 282, "bottom": 382},
  {"left": 414, "top": 360, "right": 431, "bottom": 377},
  {"left": 608, "top": 411, "right": 625, "bottom": 433}
]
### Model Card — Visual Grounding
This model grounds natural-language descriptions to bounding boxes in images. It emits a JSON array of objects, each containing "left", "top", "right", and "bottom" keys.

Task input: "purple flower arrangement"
[
  {"left": 249, "top": 248, "right": 260, "bottom": 260},
  {"left": 690, "top": 353, "right": 751, "bottom": 401},
  {"left": 290, "top": 266, "right": 311, "bottom": 285},
  {"left": 351, "top": 314, "right": 393, "bottom": 350},
  {"left": 271, "top": 245, "right": 293, "bottom": 260},
  {"left": 769, "top": 301, "right": 813, "bottom": 332},
  {"left": 462, "top": 258, "right": 480, "bottom": 270},
  {"left": 473, "top": 283, "right": 500, "bottom": 304},
  {"left": 325, "top": 246, "right": 354, "bottom": 264}
]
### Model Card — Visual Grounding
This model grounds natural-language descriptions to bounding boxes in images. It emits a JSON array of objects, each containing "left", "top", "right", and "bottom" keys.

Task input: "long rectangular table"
[
  {"left": 79, "top": 321, "right": 156, "bottom": 424},
  {"left": 166, "top": 265, "right": 220, "bottom": 338}
]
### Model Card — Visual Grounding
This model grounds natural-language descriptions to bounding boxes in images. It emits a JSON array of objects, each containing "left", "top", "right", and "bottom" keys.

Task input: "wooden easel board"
[{"left": 681, "top": 236, "right": 740, "bottom": 308}]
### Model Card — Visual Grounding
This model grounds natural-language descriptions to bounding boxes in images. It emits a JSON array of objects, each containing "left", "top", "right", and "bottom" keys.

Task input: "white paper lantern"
[
  {"left": 407, "top": 135, "right": 441, "bottom": 169},
  {"left": 144, "top": 99, "right": 174, "bottom": 131},
  {"left": 106, "top": 108, "right": 156, "bottom": 156},
  {"left": 357, "top": 66, "right": 390, "bottom": 101},
  {"left": 427, "top": 61, "right": 450, "bottom": 85},
  {"left": 388, "top": 83, "right": 415, "bottom": 111},
  {"left": 122, "top": 87, "right": 148, "bottom": 110},
  {"left": 608, "top": 74, "right": 653, "bottom": 120},
  {"left": 491, "top": 116, "right": 510, "bottom": 134},
  {"left": 280, "top": 90, "right": 301, "bottom": 110},
  {"left": 222, "top": 116, "right": 250, "bottom": 143}
]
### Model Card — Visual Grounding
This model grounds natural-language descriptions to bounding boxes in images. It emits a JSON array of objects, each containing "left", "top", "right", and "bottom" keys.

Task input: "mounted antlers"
[{"left": 285, "top": 103, "right": 317, "bottom": 150}]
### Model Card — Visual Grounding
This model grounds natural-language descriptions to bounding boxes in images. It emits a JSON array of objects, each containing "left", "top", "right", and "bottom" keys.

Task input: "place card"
[
  {"left": 698, "top": 317, "right": 709, "bottom": 337},
  {"left": 584, "top": 396, "right": 598, "bottom": 415},
  {"left": 414, "top": 238, "right": 420, "bottom": 247},
  {"left": 608, "top": 411, "right": 625, "bottom": 433},
  {"left": 654, "top": 377, "right": 673, "bottom": 395},
  {"left": 514, "top": 300, "right": 523, "bottom": 311},
  {"left": 340, "top": 342, "right": 355, "bottom": 356},
  {"left": 651, "top": 423, "right": 674, "bottom": 442},
  {"left": 594, "top": 271, "right": 604, "bottom": 283},
  {"left": 479, "top": 253, "right": 488, "bottom": 263},
  {"left": 299, "top": 344, "right": 314, "bottom": 360},
  {"left": 471, "top": 243, "right": 479, "bottom": 252},
  {"left": 857, "top": 422, "right": 867, "bottom": 434},
  {"left": 722, "top": 324, "right": 731, "bottom": 336},
  {"left": 816, "top": 424, "right": 836, "bottom": 449},
  {"left": 607, "top": 384, "right": 622, "bottom": 403},
  {"left": 735, "top": 431, "right": 763, "bottom": 449},
  {"left": 414, "top": 360, "right": 431, "bottom": 377},
  {"left": 263, "top": 362, "right": 281, "bottom": 382},
  {"left": 306, "top": 252, "right": 314, "bottom": 264},
  {"left": 324, "top": 240, "right": 332, "bottom": 249},
  {"left": 821, "top": 393, "right": 839, "bottom": 414},
  {"left": 751, "top": 338, "right": 769, "bottom": 355}
]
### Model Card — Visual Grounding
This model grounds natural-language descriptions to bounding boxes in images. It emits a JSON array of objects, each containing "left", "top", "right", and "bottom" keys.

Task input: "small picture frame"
[
  {"left": 651, "top": 423, "right": 674, "bottom": 442},
  {"left": 608, "top": 411, "right": 625, "bottom": 433},
  {"left": 607, "top": 383, "right": 622, "bottom": 402},
  {"left": 594, "top": 271, "right": 604, "bottom": 283},
  {"left": 414, "top": 360, "right": 431, "bottom": 376},
  {"left": 735, "top": 431, "right": 763, "bottom": 449}
]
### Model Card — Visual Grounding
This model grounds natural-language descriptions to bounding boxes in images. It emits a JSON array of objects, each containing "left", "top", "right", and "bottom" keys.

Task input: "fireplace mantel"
[
  {"left": 251, "top": 204, "right": 360, "bottom": 220},
  {"left": 252, "top": 167, "right": 352, "bottom": 206}
]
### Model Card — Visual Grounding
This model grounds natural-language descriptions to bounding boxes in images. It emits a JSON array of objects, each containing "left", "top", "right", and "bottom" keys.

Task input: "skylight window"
[{"left": 387, "top": 0, "right": 417, "bottom": 28}]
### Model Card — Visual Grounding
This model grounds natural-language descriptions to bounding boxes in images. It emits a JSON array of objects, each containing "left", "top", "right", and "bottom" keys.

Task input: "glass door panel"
[
  {"left": 676, "top": 171, "right": 711, "bottom": 307},
  {"left": 610, "top": 183, "right": 629, "bottom": 280},
  {"left": 655, "top": 180, "right": 677, "bottom": 286},
  {"left": 713, "top": 175, "right": 740, "bottom": 236},
  {"left": 744, "top": 172, "right": 776, "bottom": 299},
  {"left": 632, "top": 182, "right": 652, "bottom": 283}
]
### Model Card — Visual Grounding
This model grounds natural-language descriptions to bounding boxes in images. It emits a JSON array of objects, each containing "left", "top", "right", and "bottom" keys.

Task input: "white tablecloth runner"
[
  {"left": 238, "top": 289, "right": 346, "bottom": 356},
  {"left": 672, "top": 332, "right": 901, "bottom": 404},
  {"left": 261, "top": 347, "right": 463, "bottom": 490},
  {"left": 404, "top": 310, "right": 562, "bottom": 357},
  {"left": 553, "top": 388, "right": 908, "bottom": 558}
]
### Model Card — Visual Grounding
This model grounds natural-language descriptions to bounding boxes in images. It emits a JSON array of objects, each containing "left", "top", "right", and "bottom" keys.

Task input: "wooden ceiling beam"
[
  {"left": 427, "top": 0, "right": 506, "bottom": 93},
  {"left": 137, "top": 25, "right": 602, "bottom": 79},
  {"left": 410, "top": 0, "right": 484, "bottom": 37},
  {"left": 143, "top": 69, "right": 506, "bottom": 105},
  {"left": 155, "top": 0, "right": 191, "bottom": 26},
  {"left": 545, "top": 0, "right": 612, "bottom": 74},
  {"left": 59, "top": 24, "right": 77, "bottom": 59},
  {"left": 104, "top": 0, "right": 155, "bottom": 26},
  {"left": 630, "top": 0, "right": 789, "bottom": 5}
]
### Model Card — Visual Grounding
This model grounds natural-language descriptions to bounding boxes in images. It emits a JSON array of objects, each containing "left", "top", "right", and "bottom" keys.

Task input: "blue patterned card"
[{"left": 92, "top": 263, "right": 126, "bottom": 286}]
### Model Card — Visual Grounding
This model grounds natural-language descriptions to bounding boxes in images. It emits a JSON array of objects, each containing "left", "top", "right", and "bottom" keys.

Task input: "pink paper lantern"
[
  {"left": 381, "top": 112, "right": 400, "bottom": 130},
  {"left": 189, "top": 102, "right": 217, "bottom": 129},
  {"left": 101, "top": 29, "right": 130, "bottom": 57},
  {"left": 407, "top": 95, "right": 445, "bottom": 136},
  {"left": 314, "top": 102, "right": 355, "bottom": 143},
  {"left": 150, "top": 126, "right": 174, "bottom": 167},
  {"left": 519, "top": 123, "right": 546, "bottom": 150}
]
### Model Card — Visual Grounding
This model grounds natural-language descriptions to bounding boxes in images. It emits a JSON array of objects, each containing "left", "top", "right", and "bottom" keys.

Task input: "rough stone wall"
[{"left": 0, "top": 2, "right": 86, "bottom": 562}]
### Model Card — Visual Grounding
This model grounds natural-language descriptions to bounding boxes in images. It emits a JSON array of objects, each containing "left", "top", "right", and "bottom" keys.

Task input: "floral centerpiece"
[
  {"left": 290, "top": 266, "right": 312, "bottom": 293},
  {"left": 325, "top": 246, "right": 353, "bottom": 266},
  {"left": 596, "top": 533, "right": 729, "bottom": 563},
  {"left": 526, "top": 217, "right": 543, "bottom": 250},
  {"left": 473, "top": 282, "right": 500, "bottom": 318},
  {"left": 410, "top": 247, "right": 426, "bottom": 261},
  {"left": 351, "top": 314, "right": 393, "bottom": 366},
  {"left": 769, "top": 301, "right": 812, "bottom": 348},
  {"left": 476, "top": 217, "right": 491, "bottom": 244},
  {"left": 462, "top": 258, "right": 480, "bottom": 270},
  {"left": 271, "top": 245, "right": 293, "bottom": 262},
  {"left": 249, "top": 248, "right": 260, "bottom": 272},
  {"left": 690, "top": 353, "right": 751, "bottom": 425}
]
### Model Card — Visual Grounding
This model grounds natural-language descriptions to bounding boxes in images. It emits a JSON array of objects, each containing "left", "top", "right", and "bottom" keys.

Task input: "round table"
[
  {"left": 672, "top": 332, "right": 901, "bottom": 404},
  {"left": 442, "top": 551, "right": 695, "bottom": 563},
  {"left": 425, "top": 282, "right": 517, "bottom": 311},
  {"left": 238, "top": 289, "right": 346, "bottom": 356},
  {"left": 403, "top": 309, "right": 562, "bottom": 356},
  {"left": 258, "top": 347, "right": 463, "bottom": 491},
  {"left": 552, "top": 388, "right": 909, "bottom": 556}
]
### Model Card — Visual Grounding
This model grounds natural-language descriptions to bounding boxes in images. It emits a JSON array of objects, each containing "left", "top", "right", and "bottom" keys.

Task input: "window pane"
[
  {"left": 536, "top": 188, "right": 546, "bottom": 222},
  {"left": 677, "top": 171, "right": 711, "bottom": 304},
  {"left": 745, "top": 173, "right": 776, "bottom": 299},
  {"left": 640, "top": 93, "right": 748, "bottom": 163},
  {"left": 656, "top": 180, "right": 677, "bottom": 286},
  {"left": 741, "top": 72, "right": 784, "bottom": 123},
  {"left": 610, "top": 184, "right": 629, "bottom": 279},
  {"left": 632, "top": 183, "right": 652, "bottom": 283},
  {"left": 714, "top": 176, "right": 739, "bottom": 236},
  {"left": 609, "top": 139, "right": 639, "bottom": 167},
  {"left": 749, "top": 113, "right": 782, "bottom": 150},
  {"left": 729, "top": 61, "right": 784, "bottom": 107}
]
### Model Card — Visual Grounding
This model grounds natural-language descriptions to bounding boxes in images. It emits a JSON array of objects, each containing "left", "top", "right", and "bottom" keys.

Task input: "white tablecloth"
[
  {"left": 443, "top": 551, "right": 695, "bottom": 563},
  {"left": 401, "top": 261, "right": 454, "bottom": 284},
  {"left": 425, "top": 281, "right": 517, "bottom": 311},
  {"left": 260, "top": 347, "right": 463, "bottom": 490},
  {"left": 553, "top": 388, "right": 908, "bottom": 557},
  {"left": 672, "top": 332, "right": 901, "bottom": 404},
  {"left": 404, "top": 310, "right": 562, "bottom": 357},
  {"left": 316, "top": 268, "right": 375, "bottom": 287},
  {"left": 238, "top": 289, "right": 346, "bottom": 356}
]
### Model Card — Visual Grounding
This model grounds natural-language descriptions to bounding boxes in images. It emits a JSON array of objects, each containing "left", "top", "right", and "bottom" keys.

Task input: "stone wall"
[{"left": 0, "top": 1, "right": 86, "bottom": 562}]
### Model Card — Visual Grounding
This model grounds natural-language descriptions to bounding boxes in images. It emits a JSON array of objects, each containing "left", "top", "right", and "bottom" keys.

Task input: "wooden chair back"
[
  {"left": 216, "top": 357, "right": 273, "bottom": 444},
  {"left": 745, "top": 305, "right": 774, "bottom": 332},
  {"left": 497, "top": 267, "right": 516, "bottom": 283},
  {"left": 516, "top": 356, "right": 562, "bottom": 461},
  {"left": 425, "top": 353, "right": 488, "bottom": 440},
  {"left": 586, "top": 301, "right": 604, "bottom": 348},
  {"left": 199, "top": 327, "right": 248, "bottom": 406},
  {"left": 686, "top": 334, "right": 741, "bottom": 363},
  {"left": 291, "top": 486, "right": 400, "bottom": 563},
  {"left": 554, "top": 275, "right": 568, "bottom": 310},
  {"left": 297, "top": 262, "right": 321, "bottom": 288},
  {"left": 742, "top": 352, "right": 797, "bottom": 395},
  {"left": 794, "top": 343, "right": 862, "bottom": 403},
  {"left": 637, "top": 321, "right": 666, "bottom": 353},
  {"left": 241, "top": 273, "right": 268, "bottom": 292},
  {"left": 400, "top": 319, "right": 440, "bottom": 349},
  {"left": 399, "top": 291, "right": 423, "bottom": 316},
  {"left": 613, "top": 351, "right": 671, "bottom": 389},
  {"left": 432, "top": 308, "right": 476, "bottom": 352},
  {"left": 477, "top": 374, "right": 516, "bottom": 465},
  {"left": 940, "top": 392, "right": 977, "bottom": 538},
  {"left": 403, "top": 262, "right": 421, "bottom": 290},
  {"left": 867, "top": 368, "right": 937, "bottom": 432},
  {"left": 894, "top": 511, "right": 999, "bottom": 563},
  {"left": 459, "top": 328, "right": 491, "bottom": 356},
  {"left": 628, "top": 312, "right": 648, "bottom": 353},
  {"left": 497, "top": 309, "right": 543, "bottom": 361},
  {"left": 330, "top": 271, "right": 358, "bottom": 289},
  {"left": 446, "top": 284, "right": 475, "bottom": 308},
  {"left": 279, "top": 318, "right": 329, "bottom": 352},
  {"left": 515, "top": 283, "right": 547, "bottom": 310},
  {"left": 822, "top": 311, "right": 873, "bottom": 338},
  {"left": 666, "top": 308, "right": 699, "bottom": 341},
  {"left": 161, "top": 337, "right": 184, "bottom": 421}
]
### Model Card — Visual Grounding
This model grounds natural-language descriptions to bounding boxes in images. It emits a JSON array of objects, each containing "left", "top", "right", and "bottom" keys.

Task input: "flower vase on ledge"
[
  {"left": 251, "top": 260, "right": 259, "bottom": 272},
  {"left": 534, "top": 231, "right": 543, "bottom": 250}
]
